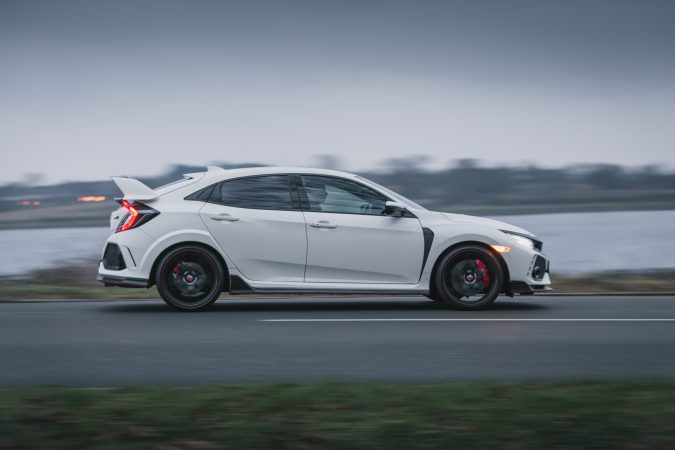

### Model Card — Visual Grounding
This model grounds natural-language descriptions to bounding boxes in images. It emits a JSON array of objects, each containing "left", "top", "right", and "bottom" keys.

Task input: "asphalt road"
[{"left": 1, "top": 295, "right": 675, "bottom": 386}]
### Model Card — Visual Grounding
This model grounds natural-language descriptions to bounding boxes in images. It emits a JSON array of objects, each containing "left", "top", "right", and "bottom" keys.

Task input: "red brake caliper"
[
  {"left": 475, "top": 259, "right": 490, "bottom": 284},
  {"left": 172, "top": 262, "right": 183, "bottom": 274}
]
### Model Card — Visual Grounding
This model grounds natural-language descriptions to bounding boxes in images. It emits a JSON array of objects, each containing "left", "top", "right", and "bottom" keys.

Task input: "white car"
[{"left": 97, "top": 166, "right": 551, "bottom": 311}]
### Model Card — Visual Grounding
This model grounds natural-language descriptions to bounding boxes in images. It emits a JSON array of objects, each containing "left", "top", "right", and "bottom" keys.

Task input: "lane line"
[{"left": 260, "top": 318, "right": 675, "bottom": 322}]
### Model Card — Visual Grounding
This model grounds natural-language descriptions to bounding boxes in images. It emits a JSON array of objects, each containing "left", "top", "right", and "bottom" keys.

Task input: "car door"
[
  {"left": 298, "top": 174, "right": 424, "bottom": 284},
  {"left": 199, "top": 174, "right": 307, "bottom": 282}
]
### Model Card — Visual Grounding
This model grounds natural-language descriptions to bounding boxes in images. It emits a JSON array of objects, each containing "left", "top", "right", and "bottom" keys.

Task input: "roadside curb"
[
  {"left": 2, "top": 292, "right": 675, "bottom": 303},
  {"left": 538, "top": 292, "right": 675, "bottom": 297}
]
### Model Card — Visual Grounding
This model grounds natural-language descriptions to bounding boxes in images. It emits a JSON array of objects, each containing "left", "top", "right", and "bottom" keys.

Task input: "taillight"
[{"left": 116, "top": 200, "right": 159, "bottom": 233}]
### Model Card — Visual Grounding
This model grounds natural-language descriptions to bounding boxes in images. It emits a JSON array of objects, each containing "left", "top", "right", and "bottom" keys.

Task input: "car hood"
[{"left": 441, "top": 213, "right": 535, "bottom": 237}]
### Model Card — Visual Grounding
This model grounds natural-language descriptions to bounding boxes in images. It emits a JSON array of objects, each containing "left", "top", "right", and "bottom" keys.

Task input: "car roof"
[{"left": 200, "top": 166, "right": 360, "bottom": 182}]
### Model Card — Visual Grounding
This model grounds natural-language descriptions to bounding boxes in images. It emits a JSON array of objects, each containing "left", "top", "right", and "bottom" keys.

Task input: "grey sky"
[{"left": 1, "top": 0, "right": 674, "bottom": 183}]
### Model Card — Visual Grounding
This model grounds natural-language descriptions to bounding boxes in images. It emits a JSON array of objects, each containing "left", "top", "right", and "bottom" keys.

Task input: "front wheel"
[
  {"left": 432, "top": 245, "right": 503, "bottom": 310},
  {"left": 155, "top": 245, "right": 225, "bottom": 311}
]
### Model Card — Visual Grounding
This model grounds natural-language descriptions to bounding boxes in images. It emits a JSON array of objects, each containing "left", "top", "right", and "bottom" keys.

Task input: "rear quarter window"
[{"left": 211, "top": 175, "right": 298, "bottom": 211}]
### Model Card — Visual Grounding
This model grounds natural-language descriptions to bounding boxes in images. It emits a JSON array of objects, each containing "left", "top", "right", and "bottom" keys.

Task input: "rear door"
[
  {"left": 200, "top": 174, "right": 307, "bottom": 282},
  {"left": 298, "top": 175, "right": 424, "bottom": 284}
]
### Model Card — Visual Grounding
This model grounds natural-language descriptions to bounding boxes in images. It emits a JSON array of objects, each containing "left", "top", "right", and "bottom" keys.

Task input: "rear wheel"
[
  {"left": 433, "top": 245, "right": 503, "bottom": 310},
  {"left": 425, "top": 290, "right": 442, "bottom": 302},
  {"left": 155, "top": 245, "right": 225, "bottom": 311}
]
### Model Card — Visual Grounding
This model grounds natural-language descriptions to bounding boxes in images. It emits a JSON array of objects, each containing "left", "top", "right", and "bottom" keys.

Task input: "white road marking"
[{"left": 260, "top": 318, "right": 675, "bottom": 322}]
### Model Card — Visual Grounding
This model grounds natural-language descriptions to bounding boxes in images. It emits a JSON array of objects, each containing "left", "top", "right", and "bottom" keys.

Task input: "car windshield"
[{"left": 355, "top": 176, "right": 427, "bottom": 210}]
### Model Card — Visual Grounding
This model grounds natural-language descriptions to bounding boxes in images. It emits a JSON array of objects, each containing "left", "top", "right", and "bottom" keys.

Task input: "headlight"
[{"left": 505, "top": 232, "right": 535, "bottom": 250}]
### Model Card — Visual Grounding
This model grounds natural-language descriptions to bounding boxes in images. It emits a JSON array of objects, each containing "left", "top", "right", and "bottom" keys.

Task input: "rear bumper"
[{"left": 96, "top": 273, "right": 150, "bottom": 288}]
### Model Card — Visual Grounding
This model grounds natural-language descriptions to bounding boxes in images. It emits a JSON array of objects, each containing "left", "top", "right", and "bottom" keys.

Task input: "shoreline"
[{"left": 1, "top": 204, "right": 674, "bottom": 230}]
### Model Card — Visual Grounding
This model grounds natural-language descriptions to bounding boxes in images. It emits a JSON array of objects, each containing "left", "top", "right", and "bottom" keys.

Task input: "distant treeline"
[
  {"left": 368, "top": 159, "right": 675, "bottom": 214},
  {"left": 2, "top": 160, "right": 675, "bottom": 216}
]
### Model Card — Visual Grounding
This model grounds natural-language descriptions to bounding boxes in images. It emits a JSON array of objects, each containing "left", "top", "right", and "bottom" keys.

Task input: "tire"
[
  {"left": 155, "top": 245, "right": 225, "bottom": 311},
  {"left": 425, "top": 290, "right": 443, "bottom": 302},
  {"left": 432, "top": 245, "right": 503, "bottom": 310},
  {"left": 425, "top": 294, "right": 443, "bottom": 302}
]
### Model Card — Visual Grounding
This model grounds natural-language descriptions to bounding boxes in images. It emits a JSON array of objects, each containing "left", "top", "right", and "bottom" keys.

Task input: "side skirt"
[{"left": 228, "top": 275, "right": 428, "bottom": 296}]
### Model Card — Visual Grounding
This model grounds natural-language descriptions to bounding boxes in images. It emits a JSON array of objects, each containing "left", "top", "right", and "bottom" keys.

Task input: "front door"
[
  {"left": 298, "top": 175, "right": 424, "bottom": 284},
  {"left": 200, "top": 174, "right": 307, "bottom": 282}
]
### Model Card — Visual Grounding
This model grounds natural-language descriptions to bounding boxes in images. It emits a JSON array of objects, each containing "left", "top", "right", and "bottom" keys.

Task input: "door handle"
[
  {"left": 310, "top": 220, "right": 337, "bottom": 229},
  {"left": 211, "top": 213, "right": 239, "bottom": 222}
]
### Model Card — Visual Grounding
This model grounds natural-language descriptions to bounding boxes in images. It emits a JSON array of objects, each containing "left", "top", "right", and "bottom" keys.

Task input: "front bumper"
[
  {"left": 502, "top": 243, "right": 552, "bottom": 295},
  {"left": 509, "top": 280, "right": 553, "bottom": 294}
]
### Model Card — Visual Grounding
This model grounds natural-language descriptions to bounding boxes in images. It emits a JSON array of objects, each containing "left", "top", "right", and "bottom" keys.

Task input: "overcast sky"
[{"left": 1, "top": 0, "right": 674, "bottom": 184}]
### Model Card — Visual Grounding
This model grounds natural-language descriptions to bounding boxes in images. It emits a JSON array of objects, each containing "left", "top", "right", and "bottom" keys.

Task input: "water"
[
  {"left": 0, "top": 210, "right": 673, "bottom": 276},
  {"left": 0, "top": 227, "right": 111, "bottom": 276},
  {"left": 489, "top": 210, "right": 675, "bottom": 274}
]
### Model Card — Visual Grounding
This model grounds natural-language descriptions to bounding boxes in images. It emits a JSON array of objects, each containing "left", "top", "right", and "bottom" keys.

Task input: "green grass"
[
  {"left": 2, "top": 271, "right": 674, "bottom": 301},
  {"left": 1, "top": 261, "right": 674, "bottom": 301},
  {"left": 553, "top": 271, "right": 675, "bottom": 293},
  {"left": 0, "top": 283, "right": 159, "bottom": 300},
  {"left": 1, "top": 382, "right": 675, "bottom": 449}
]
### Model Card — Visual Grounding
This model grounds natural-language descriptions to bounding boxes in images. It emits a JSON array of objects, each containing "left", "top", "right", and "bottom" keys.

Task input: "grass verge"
[
  {"left": 0, "top": 262, "right": 159, "bottom": 300},
  {"left": 552, "top": 270, "right": 675, "bottom": 293},
  {"left": 1, "top": 276, "right": 674, "bottom": 301},
  {"left": 1, "top": 262, "right": 674, "bottom": 300},
  {"left": 0, "top": 283, "right": 159, "bottom": 300},
  {"left": 1, "top": 381, "right": 675, "bottom": 449}
]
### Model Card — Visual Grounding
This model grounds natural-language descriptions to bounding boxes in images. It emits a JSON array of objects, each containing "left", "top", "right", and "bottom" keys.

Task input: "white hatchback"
[{"left": 97, "top": 166, "right": 551, "bottom": 310}]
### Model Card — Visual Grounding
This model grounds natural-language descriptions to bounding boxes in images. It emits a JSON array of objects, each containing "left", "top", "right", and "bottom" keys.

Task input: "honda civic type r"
[{"left": 97, "top": 166, "right": 551, "bottom": 311}]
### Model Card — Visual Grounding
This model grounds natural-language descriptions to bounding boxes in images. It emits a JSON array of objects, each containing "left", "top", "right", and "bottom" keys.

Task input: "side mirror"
[{"left": 385, "top": 201, "right": 407, "bottom": 217}]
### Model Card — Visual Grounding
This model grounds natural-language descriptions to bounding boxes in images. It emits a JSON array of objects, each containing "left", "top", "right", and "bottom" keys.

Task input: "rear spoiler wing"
[
  {"left": 111, "top": 177, "right": 157, "bottom": 202},
  {"left": 110, "top": 167, "right": 224, "bottom": 202}
]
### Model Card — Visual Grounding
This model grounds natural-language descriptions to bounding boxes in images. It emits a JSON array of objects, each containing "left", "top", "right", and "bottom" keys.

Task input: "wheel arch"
[
  {"left": 148, "top": 241, "right": 230, "bottom": 291},
  {"left": 429, "top": 240, "right": 511, "bottom": 296}
]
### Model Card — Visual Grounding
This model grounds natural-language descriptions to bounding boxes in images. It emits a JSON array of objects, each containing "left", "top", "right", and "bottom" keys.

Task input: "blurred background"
[
  {"left": 3, "top": 2, "right": 675, "bottom": 448},
  {"left": 1, "top": 0, "right": 674, "bottom": 294}
]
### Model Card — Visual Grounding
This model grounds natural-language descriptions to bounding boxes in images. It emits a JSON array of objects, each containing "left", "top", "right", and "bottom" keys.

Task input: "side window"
[
  {"left": 212, "top": 175, "right": 296, "bottom": 211},
  {"left": 299, "top": 175, "right": 388, "bottom": 215}
]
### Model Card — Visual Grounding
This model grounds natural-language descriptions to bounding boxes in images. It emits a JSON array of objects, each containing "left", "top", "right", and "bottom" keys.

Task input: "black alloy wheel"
[
  {"left": 433, "top": 245, "right": 503, "bottom": 310},
  {"left": 155, "top": 245, "right": 225, "bottom": 311}
]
